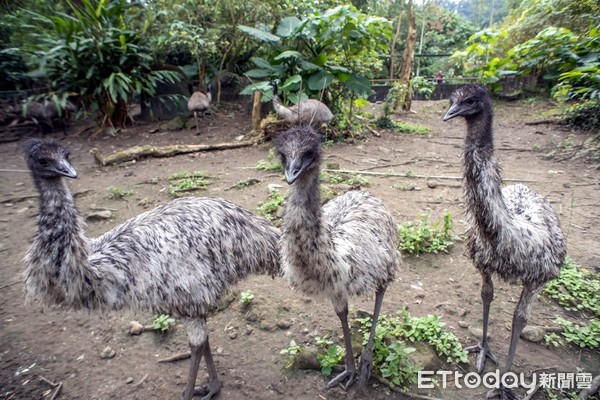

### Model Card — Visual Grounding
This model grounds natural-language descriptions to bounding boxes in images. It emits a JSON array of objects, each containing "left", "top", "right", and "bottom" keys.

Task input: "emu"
[
  {"left": 270, "top": 81, "right": 333, "bottom": 127},
  {"left": 188, "top": 85, "right": 212, "bottom": 135},
  {"left": 10, "top": 100, "right": 76, "bottom": 134},
  {"left": 273, "top": 126, "right": 400, "bottom": 389},
  {"left": 443, "top": 85, "right": 566, "bottom": 399},
  {"left": 23, "top": 139, "right": 280, "bottom": 400}
]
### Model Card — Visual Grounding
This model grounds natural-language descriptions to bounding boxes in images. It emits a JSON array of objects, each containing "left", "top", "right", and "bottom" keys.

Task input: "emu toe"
[
  {"left": 190, "top": 382, "right": 221, "bottom": 400},
  {"left": 326, "top": 367, "right": 355, "bottom": 390},
  {"left": 465, "top": 341, "right": 498, "bottom": 374}
]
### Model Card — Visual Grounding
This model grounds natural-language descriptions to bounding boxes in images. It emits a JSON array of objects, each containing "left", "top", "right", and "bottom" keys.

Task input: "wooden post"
[{"left": 252, "top": 91, "right": 262, "bottom": 131}]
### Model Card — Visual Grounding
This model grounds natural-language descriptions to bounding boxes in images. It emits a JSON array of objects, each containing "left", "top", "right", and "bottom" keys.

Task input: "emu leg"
[
  {"left": 465, "top": 272, "right": 498, "bottom": 373},
  {"left": 183, "top": 342, "right": 204, "bottom": 400},
  {"left": 194, "top": 112, "right": 201, "bottom": 135},
  {"left": 193, "top": 337, "right": 222, "bottom": 400},
  {"left": 356, "top": 287, "right": 386, "bottom": 388},
  {"left": 326, "top": 302, "right": 356, "bottom": 389}
]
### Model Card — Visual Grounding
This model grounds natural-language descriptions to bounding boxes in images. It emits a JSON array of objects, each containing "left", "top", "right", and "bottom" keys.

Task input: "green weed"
[
  {"left": 257, "top": 189, "right": 286, "bottom": 223},
  {"left": 280, "top": 339, "right": 301, "bottom": 368},
  {"left": 239, "top": 291, "right": 255, "bottom": 304},
  {"left": 398, "top": 212, "right": 455, "bottom": 255},
  {"left": 322, "top": 171, "right": 370, "bottom": 186},
  {"left": 153, "top": 314, "right": 176, "bottom": 332},
  {"left": 316, "top": 345, "right": 345, "bottom": 377},
  {"left": 107, "top": 186, "right": 133, "bottom": 200},
  {"left": 256, "top": 149, "right": 282, "bottom": 172}
]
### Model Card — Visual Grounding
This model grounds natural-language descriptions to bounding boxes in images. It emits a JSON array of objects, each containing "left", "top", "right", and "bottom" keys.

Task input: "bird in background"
[
  {"left": 269, "top": 81, "right": 333, "bottom": 128},
  {"left": 443, "top": 85, "right": 566, "bottom": 400},
  {"left": 188, "top": 83, "right": 212, "bottom": 135},
  {"left": 22, "top": 138, "right": 280, "bottom": 400}
]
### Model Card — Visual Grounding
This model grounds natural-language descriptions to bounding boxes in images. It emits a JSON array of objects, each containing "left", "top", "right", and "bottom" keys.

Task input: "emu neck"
[
  {"left": 283, "top": 163, "right": 329, "bottom": 261},
  {"left": 26, "top": 176, "right": 93, "bottom": 307},
  {"left": 273, "top": 94, "right": 295, "bottom": 122},
  {"left": 462, "top": 108, "right": 508, "bottom": 237}
]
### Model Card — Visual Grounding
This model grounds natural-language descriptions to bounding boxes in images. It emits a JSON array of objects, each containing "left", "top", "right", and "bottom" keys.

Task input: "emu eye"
[{"left": 38, "top": 158, "right": 49, "bottom": 166}]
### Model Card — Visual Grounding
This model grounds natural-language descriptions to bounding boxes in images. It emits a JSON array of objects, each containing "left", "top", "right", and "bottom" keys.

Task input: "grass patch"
[
  {"left": 375, "top": 117, "right": 431, "bottom": 135},
  {"left": 256, "top": 189, "right": 286, "bottom": 224},
  {"left": 398, "top": 211, "right": 455, "bottom": 255},
  {"left": 167, "top": 171, "right": 210, "bottom": 197},
  {"left": 256, "top": 149, "right": 282, "bottom": 172},
  {"left": 107, "top": 186, "right": 133, "bottom": 200}
]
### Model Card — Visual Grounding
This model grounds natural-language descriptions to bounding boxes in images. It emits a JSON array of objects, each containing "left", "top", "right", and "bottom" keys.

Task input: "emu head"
[
  {"left": 274, "top": 126, "right": 321, "bottom": 184},
  {"left": 443, "top": 85, "right": 490, "bottom": 121},
  {"left": 24, "top": 139, "right": 77, "bottom": 179}
]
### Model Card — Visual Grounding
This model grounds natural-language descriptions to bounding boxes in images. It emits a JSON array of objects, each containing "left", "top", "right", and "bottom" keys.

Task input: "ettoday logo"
[{"left": 417, "top": 370, "right": 594, "bottom": 394}]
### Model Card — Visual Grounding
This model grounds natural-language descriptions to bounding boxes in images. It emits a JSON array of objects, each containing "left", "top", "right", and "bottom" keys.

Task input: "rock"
[
  {"left": 245, "top": 325, "right": 254, "bottom": 335},
  {"left": 520, "top": 326, "right": 546, "bottom": 343},
  {"left": 408, "top": 342, "right": 442, "bottom": 371},
  {"left": 100, "top": 346, "right": 116, "bottom": 359},
  {"left": 292, "top": 347, "right": 321, "bottom": 370},
  {"left": 160, "top": 116, "right": 185, "bottom": 131},
  {"left": 125, "top": 377, "right": 134, "bottom": 384},
  {"left": 276, "top": 320, "right": 291, "bottom": 330},
  {"left": 427, "top": 180, "right": 438, "bottom": 189},
  {"left": 228, "top": 332, "right": 238, "bottom": 340},
  {"left": 85, "top": 210, "right": 113, "bottom": 222},
  {"left": 259, "top": 321, "right": 277, "bottom": 332},
  {"left": 468, "top": 327, "right": 490, "bottom": 341},
  {"left": 245, "top": 310, "right": 260, "bottom": 323},
  {"left": 129, "top": 321, "right": 144, "bottom": 335},
  {"left": 458, "top": 321, "right": 469, "bottom": 329},
  {"left": 326, "top": 162, "right": 340, "bottom": 170}
]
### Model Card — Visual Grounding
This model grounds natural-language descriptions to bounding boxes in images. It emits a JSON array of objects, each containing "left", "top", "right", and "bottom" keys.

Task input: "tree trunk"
[
  {"left": 398, "top": 0, "right": 416, "bottom": 112},
  {"left": 389, "top": 1, "right": 405, "bottom": 80},
  {"left": 252, "top": 91, "right": 262, "bottom": 131}
]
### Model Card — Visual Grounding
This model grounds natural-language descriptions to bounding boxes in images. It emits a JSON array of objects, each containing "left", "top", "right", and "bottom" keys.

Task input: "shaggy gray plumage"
[
  {"left": 23, "top": 139, "right": 280, "bottom": 400},
  {"left": 444, "top": 85, "right": 566, "bottom": 400},
  {"left": 188, "top": 86, "right": 212, "bottom": 135},
  {"left": 270, "top": 81, "right": 333, "bottom": 126},
  {"left": 274, "top": 126, "right": 400, "bottom": 389}
]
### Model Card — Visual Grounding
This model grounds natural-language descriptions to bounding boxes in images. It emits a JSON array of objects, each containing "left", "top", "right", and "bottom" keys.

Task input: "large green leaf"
[
  {"left": 277, "top": 17, "right": 302, "bottom": 38},
  {"left": 343, "top": 74, "right": 372, "bottom": 95},
  {"left": 237, "top": 25, "right": 280, "bottom": 43},
  {"left": 307, "top": 71, "right": 334, "bottom": 91},
  {"left": 274, "top": 51, "right": 303, "bottom": 61}
]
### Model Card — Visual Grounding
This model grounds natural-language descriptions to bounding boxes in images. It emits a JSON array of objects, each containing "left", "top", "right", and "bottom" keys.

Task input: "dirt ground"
[{"left": 0, "top": 98, "right": 598, "bottom": 400}]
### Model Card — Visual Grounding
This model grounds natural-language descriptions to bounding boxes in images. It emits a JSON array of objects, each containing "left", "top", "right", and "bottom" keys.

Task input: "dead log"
[{"left": 93, "top": 141, "right": 256, "bottom": 166}]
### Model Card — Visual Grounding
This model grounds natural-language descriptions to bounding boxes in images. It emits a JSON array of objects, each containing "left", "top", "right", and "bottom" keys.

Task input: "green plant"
[
  {"left": 316, "top": 345, "right": 345, "bottom": 377},
  {"left": 239, "top": 291, "right": 255, "bottom": 304},
  {"left": 280, "top": 339, "right": 301, "bottom": 368},
  {"left": 256, "top": 149, "right": 282, "bottom": 172},
  {"left": 398, "top": 212, "right": 455, "bottom": 255},
  {"left": 107, "top": 186, "right": 133, "bottom": 200},
  {"left": 153, "top": 314, "right": 176, "bottom": 332},
  {"left": 314, "top": 335, "right": 334, "bottom": 347},
  {"left": 553, "top": 317, "right": 600, "bottom": 349},
  {"left": 256, "top": 189, "right": 286, "bottom": 222},
  {"left": 544, "top": 332, "right": 563, "bottom": 348},
  {"left": 167, "top": 171, "right": 209, "bottom": 197},
  {"left": 232, "top": 178, "right": 260, "bottom": 190},
  {"left": 544, "top": 258, "right": 600, "bottom": 316},
  {"left": 323, "top": 171, "right": 370, "bottom": 186},
  {"left": 356, "top": 309, "right": 467, "bottom": 389},
  {"left": 410, "top": 76, "right": 436, "bottom": 100},
  {"left": 22, "top": 0, "right": 182, "bottom": 128},
  {"left": 564, "top": 100, "right": 600, "bottom": 132}
]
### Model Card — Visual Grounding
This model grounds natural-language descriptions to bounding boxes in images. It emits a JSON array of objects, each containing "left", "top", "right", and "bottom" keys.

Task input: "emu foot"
[
  {"left": 326, "top": 367, "right": 355, "bottom": 390},
  {"left": 465, "top": 341, "right": 498, "bottom": 374},
  {"left": 356, "top": 350, "right": 374, "bottom": 388},
  {"left": 486, "top": 385, "right": 519, "bottom": 400},
  {"left": 186, "top": 382, "right": 221, "bottom": 400}
]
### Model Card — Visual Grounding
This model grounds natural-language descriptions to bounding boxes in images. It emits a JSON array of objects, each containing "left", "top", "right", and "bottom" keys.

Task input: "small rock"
[
  {"left": 427, "top": 180, "right": 438, "bottom": 189},
  {"left": 160, "top": 116, "right": 185, "bottom": 131},
  {"left": 520, "top": 326, "right": 546, "bottom": 343},
  {"left": 458, "top": 321, "right": 469, "bottom": 329},
  {"left": 100, "top": 346, "right": 116, "bottom": 359},
  {"left": 259, "top": 321, "right": 277, "bottom": 332},
  {"left": 125, "top": 377, "right": 134, "bottom": 384},
  {"left": 85, "top": 210, "right": 113, "bottom": 222},
  {"left": 326, "top": 162, "right": 340, "bottom": 170},
  {"left": 228, "top": 332, "right": 238, "bottom": 340},
  {"left": 129, "top": 321, "right": 144, "bottom": 335},
  {"left": 468, "top": 327, "right": 490, "bottom": 340},
  {"left": 245, "top": 310, "right": 260, "bottom": 323},
  {"left": 245, "top": 325, "right": 254, "bottom": 335},
  {"left": 276, "top": 320, "right": 291, "bottom": 330}
]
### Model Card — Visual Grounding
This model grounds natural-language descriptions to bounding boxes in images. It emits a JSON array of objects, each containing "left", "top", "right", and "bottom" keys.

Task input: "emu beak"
[
  {"left": 56, "top": 159, "right": 78, "bottom": 179},
  {"left": 284, "top": 159, "right": 302, "bottom": 184},
  {"left": 443, "top": 103, "right": 461, "bottom": 121}
]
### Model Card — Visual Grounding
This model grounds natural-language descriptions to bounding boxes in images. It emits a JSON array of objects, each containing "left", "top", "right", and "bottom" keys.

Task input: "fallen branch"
[
  {"left": 366, "top": 125, "right": 381, "bottom": 137},
  {"left": 39, "top": 375, "right": 62, "bottom": 400},
  {"left": 157, "top": 352, "right": 191, "bottom": 363},
  {"left": 322, "top": 168, "right": 538, "bottom": 183},
  {"left": 132, "top": 373, "right": 149, "bottom": 388},
  {"left": 93, "top": 141, "right": 256, "bottom": 166},
  {"left": 525, "top": 119, "right": 561, "bottom": 126}
]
